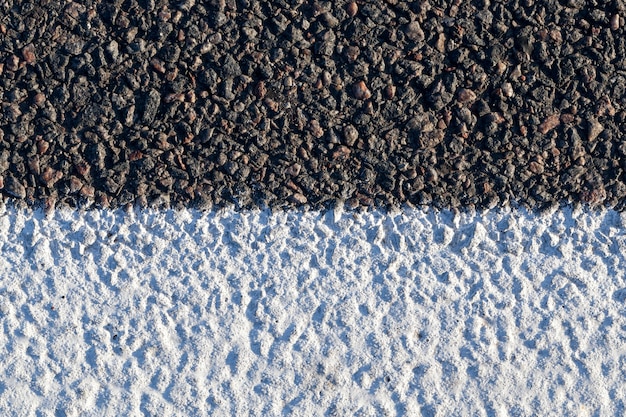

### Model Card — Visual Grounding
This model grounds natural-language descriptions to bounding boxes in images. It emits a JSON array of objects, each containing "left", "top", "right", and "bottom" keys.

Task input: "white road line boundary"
[{"left": 0, "top": 205, "right": 625, "bottom": 416}]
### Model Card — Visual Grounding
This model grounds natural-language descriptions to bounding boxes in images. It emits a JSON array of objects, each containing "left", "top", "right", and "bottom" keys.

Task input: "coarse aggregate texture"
[
  {"left": 2, "top": 1, "right": 626, "bottom": 210},
  {"left": 0, "top": 205, "right": 626, "bottom": 415}
]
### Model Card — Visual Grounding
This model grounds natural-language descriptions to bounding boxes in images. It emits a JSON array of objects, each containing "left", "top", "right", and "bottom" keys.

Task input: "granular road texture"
[{"left": 1, "top": 0, "right": 626, "bottom": 210}]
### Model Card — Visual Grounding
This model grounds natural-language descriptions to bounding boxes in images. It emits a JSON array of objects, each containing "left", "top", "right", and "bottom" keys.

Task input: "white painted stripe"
[{"left": 0, "top": 205, "right": 625, "bottom": 416}]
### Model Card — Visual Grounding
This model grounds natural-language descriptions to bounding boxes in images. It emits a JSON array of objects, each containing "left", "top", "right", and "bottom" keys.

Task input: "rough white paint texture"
[{"left": 0, "top": 205, "right": 625, "bottom": 416}]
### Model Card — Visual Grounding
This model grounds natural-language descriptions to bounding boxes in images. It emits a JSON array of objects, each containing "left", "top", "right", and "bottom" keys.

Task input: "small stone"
[
  {"left": 286, "top": 180, "right": 300, "bottom": 193},
  {"left": 358, "top": 194, "right": 373, "bottom": 207},
  {"left": 510, "top": 65, "right": 523, "bottom": 80},
  {"left": 106, "top": 41, "right": 119, "bottom": 62},
  {"left": 222, "top": 55, "right": 242, "bottom": 78},
  {"left": 549, "top": 29, "right": 563, "bottom": 44},
  {"left": 264, "top": 98, "right": 279, "bottom": 112},
  {"left": 298, "top": 147, "right": 310, "bottom": 160},
  {"left": 321, "top": 12, "right": 339, "bottom": 28},
  {"left": 129, "top": 151, "right": 144, "bottom": 161},
  {"left": 164, "top": 92, "right": 184, "bottom": 103},
  {"left": 611, "top": 14, "right": 620, "bottom": 31},
  {"left": 352, "top": 81, "right": 372, "bottom": 100},
  {"left": 345, "top": 45, "right": 360, "bottom": 62},
  {"left": 346, "top": 2, "right": 358, "bottom": 17},
  {"left": 425, "top": 167, "right": 438, "bottom": 183},
  {"left": 330, "top": 75, "right": 343, "bottom": 92},
  {"left": 81, "top": 185, "right": 95, "bottom": 198},
  {"left": 332, "top": 145, "right": 351, "bottom": 160},
  {"left": 290, "top": 193, "right": 308, "bottom": 204},
  {"left": 404, "top": 168, "right": 418, "bottom": 179},
  {"left": 28, "top": 157, "right": 40, "bottom": 175},
  {"left": 588, "top": 118, "right": 604, "bottom": 141},
  {"left": 4, "top": 176, "right": 26, "bottom": 199},
  {"left": 597, "top": 97, "right": 616, "bottom": 117},
  {"left": 501, "top": 82, "right": 514, "bottom": 98},
  {"left": 21, "top": 45, "right": 36, "bottom": 64},
  {"left": 6, "top": 55, "right": 19, "bottom": 72},
  {"left": 75, "top": 163, "right": 91, "bottom": 178},
  {"left": 560, "top": 113, "right": 575, "bottom": 124},
  {"left": 435, "top": 33, "right": 446, "bottom": 53},
  {"left": 346, "top": 197, "right": 359, "bottom": 210},
  {"left": 69, "top": 176, "right": 83, "bottom": 193},
  {"left": 321, "top": 71, "right": 332, "bottom": 87},
  {"left": 496, "top": 61, "right": 507, "bottom": 75},
  {"left": 142, "top": 89, "right": 161, "bottom": 123},
  {"left": 384, "top": 84, "right": 396, "bottom": 99},
  {"left": 159, "top": 9, "right": 172, "bottom": 21},
  {"left": 65, "top": 36, "right": 86, "bottom": 55},
  {"left": 33, "top": 93, "right": 46, "bottom": 106},
  {"left": 4, "top": 103, "right": 21, "bottom": 121},
  {"left": 309, "top": 120, "right": 324, "bottom": 138},
  {"left": 40, "top": 167, "right": 63, "bottom": 187},
  {"left": 538, "top": 114, "right": 560, "bottom": 134},
  {"left": 343, "top": 124, "right": 359, "bottom": 146},
  {"left": 456, "top": 88, "right": 477, "bottom": 104},
  {"left": 160, "top": 44, "right": 181, "bottom": 63},
  {"left": 165, "top": 67, "right": 178, "bottom": 81},
  {"left": 37, "top": 140, "right": 49, "bottom": 154},
  {"left": 178, "top": 0, "right": 195, "bottom": 12},
  {"left": 529, "top": 160, "right": 544, "bottom": 174},
  {"left": 403, "top": 21, "right": 425, "bottom": 42},
  {"left": 520, "top": 125, "right": 528, "bottom": 136},
  {"left": 150, "top": 58, "right": 166, "bottom": 73},
  {"left": 44, "top": 198, "right": 56, "bottom": 213},
  {"left": 172, "top": 11, "right": 183, "bottom": 24},
  {"left": 285, "top": 163, "right": 301, "bottom": 177},
  {"left": 254, "top": 81, "right": 267, "bottom": 99}
]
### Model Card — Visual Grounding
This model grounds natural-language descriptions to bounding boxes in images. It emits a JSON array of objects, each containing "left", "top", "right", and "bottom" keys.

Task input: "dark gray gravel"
[{"left": 1, "top": 0, "right": 626, "bottom": 211}]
